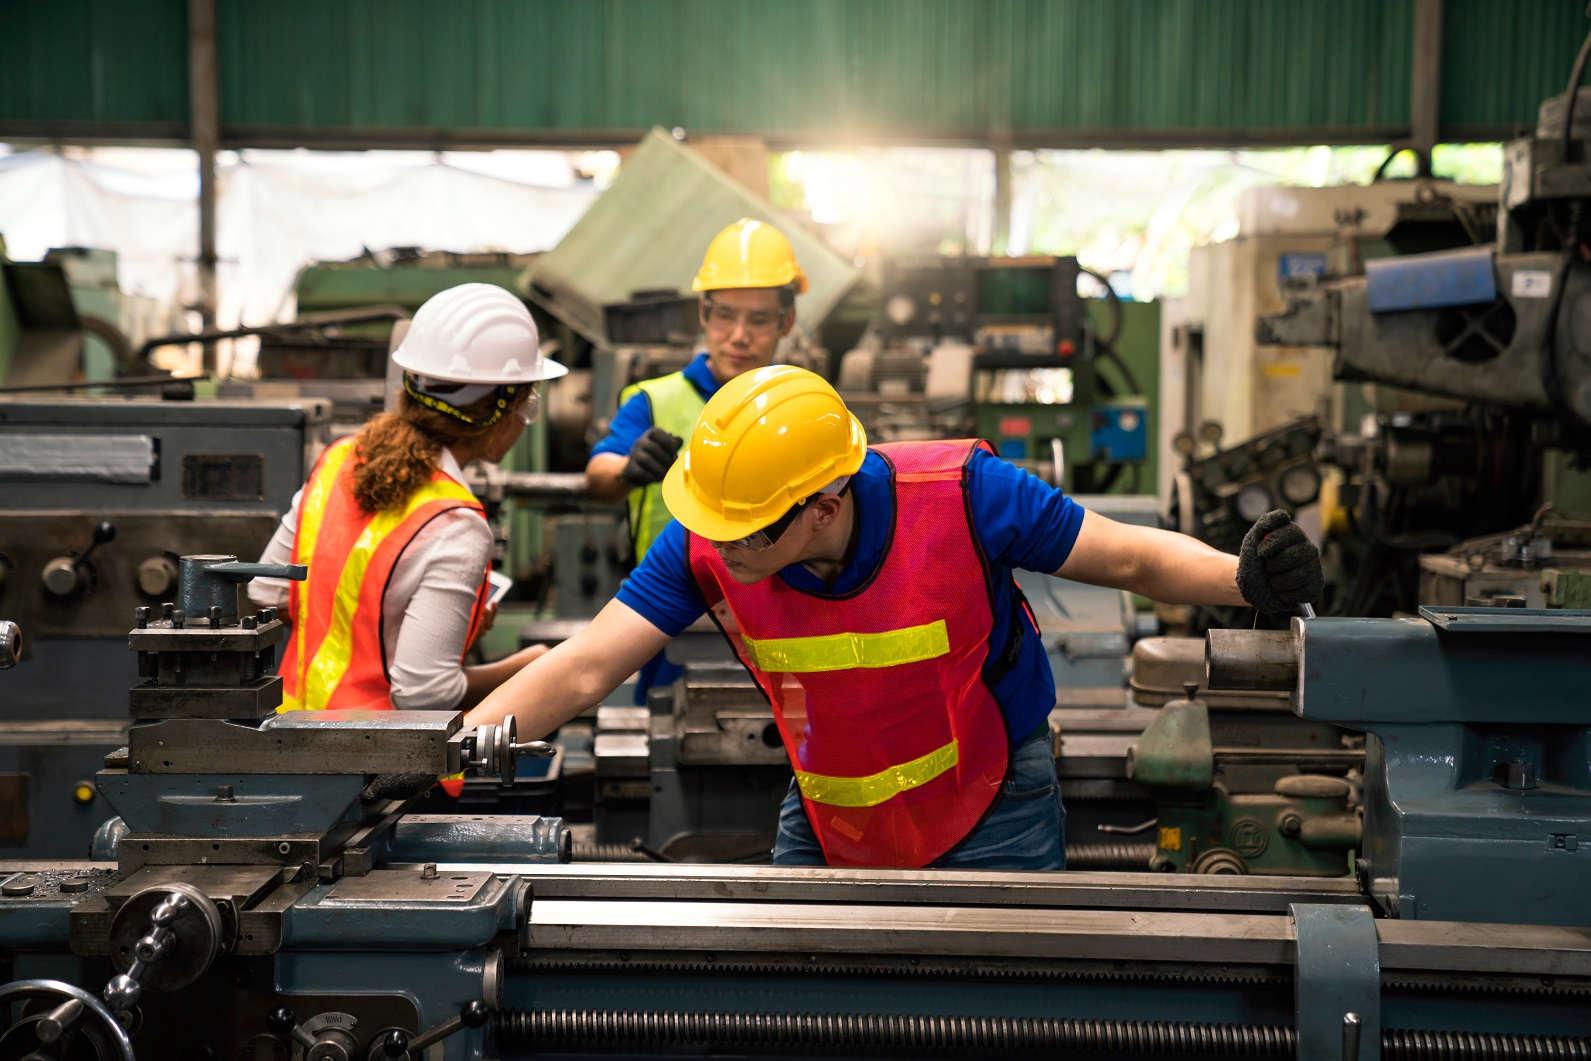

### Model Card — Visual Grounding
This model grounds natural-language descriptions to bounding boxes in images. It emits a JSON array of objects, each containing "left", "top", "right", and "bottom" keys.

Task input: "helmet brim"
[
  {"left": 659, "top": 412, "right": 867, "bottom": 543},
  {"left": 391, "top": 349, "right": 569, "bottom": 384}
]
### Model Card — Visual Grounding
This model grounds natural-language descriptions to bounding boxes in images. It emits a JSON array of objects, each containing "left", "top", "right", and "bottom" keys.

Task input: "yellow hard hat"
[
  {"left": 691, "top": 219, "right": 810, "bottom": 295},
  {"left": 662, "top": 366, "right": 866, "bottom": 542}
]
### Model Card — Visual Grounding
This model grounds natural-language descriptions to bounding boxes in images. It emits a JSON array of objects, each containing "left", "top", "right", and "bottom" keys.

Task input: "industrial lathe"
[{"left": 1, "top": 555, "right": 1589, "bottom": 1060}]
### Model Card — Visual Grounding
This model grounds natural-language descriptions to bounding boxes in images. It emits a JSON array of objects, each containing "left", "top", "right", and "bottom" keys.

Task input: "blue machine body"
[
  {"left": 1364, "top": 246, "right": 1497, "bottom": 313},
  {"left": 1293, "top": 608, "right": 1591, "bottom": 925}
]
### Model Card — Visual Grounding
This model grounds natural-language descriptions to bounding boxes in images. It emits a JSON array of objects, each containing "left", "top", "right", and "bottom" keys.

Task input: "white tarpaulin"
[{"left": 0, "top": 147, "right": 599, "bottom": 369}]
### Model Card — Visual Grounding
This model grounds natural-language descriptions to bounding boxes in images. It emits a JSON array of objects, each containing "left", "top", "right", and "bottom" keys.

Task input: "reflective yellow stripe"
[
  {"left": 286, "top": 441, "right": 356, "bottom": 710},
  {"left": 295, "top": 473, "right": 478, "bottom": 711},
  {"left": 795, "top": 739, "right": 959, "bottom": 808},
  {"left": 741, "top": 620, "right": 949, "bottom": 673}
]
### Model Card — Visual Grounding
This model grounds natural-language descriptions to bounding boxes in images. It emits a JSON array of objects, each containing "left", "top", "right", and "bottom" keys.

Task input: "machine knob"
[
  {"left": 42, "top": 521, "right": 116, "bottom": 598},
  {"left": 137, "top": 555, "right": 179, "bottom": 597},
  {"left": 375, "top": 1029, "right": 410, "bottom": 1058},
  {"left": 41, "top": 557, "right": 84, "bottom": 597},
  {"left": 0, "top": 620, "right": 20, "bottom": 669}
]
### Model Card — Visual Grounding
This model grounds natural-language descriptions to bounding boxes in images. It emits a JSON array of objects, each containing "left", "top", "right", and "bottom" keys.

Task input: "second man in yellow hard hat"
[{"left": 585, "top": 218, "right": 808, "bottom": 701}]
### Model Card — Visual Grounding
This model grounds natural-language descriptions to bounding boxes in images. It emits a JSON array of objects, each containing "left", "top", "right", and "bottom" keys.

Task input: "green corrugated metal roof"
[
  {"left": 521, "top": 127, "right": 858, "bottom": 341},
  {"left": 0, "top": 0, "right": 1584, "bottom": 146},
  {"left": 0, "top": 0, "right": 188, "bottom": 136}
]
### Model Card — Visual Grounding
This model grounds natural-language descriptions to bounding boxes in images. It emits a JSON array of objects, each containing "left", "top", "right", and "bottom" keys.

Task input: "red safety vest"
[
  {"left": 279, "top": 437, "right": 490, "bottom": 715},
  {"left": 688, "top": 439, "right": 1012, "bottom": 868}
]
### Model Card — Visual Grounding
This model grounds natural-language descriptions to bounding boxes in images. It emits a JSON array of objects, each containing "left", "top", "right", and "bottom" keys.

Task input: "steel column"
[
  {"left": 1410, "top": 0, "right": 1444, "bottom": 156},
  {"left": 188, "top": 0, "right": 220, "bottom": 350}
]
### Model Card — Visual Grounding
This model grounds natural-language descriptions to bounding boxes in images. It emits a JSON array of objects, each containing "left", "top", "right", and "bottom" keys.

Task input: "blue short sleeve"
[
  {"left": 589, "top": 390, "right": 654, "bottom": 459},
  {"left": 966, "top": 447, "right": 1086, "bottom": 573},
  {"left": 614, "top": 521, "right": 706, "bottom": 636}
]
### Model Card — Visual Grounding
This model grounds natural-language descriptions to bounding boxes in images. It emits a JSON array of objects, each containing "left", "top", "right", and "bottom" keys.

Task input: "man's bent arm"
[
  {"left": 1055, "top": 509, "right": 1247, "bottom": 607},
  {"left": 585, "top": 452, "right": 633, "bottom": 503},
  {"left": 464, "top": 598, "right": 673, "bottom": 737}
]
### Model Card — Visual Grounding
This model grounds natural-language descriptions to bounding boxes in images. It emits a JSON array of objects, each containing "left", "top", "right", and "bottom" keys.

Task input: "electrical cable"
[
  {"left": 1079, "top": 266, "right": 1126, "bottom": 349},
  {"left": 1559, "top": 16, "right": 1591, "bottom": 164}
]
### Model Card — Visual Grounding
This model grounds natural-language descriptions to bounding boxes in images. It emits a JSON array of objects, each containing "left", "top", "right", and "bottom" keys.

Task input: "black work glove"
[
  {"left": 622, "top": 427, "right": 684, "bottom": 486},
  {"left": 360, "top": 773, "right": 439, "bottom": 806},
  {"left": 1236, "top": 510, "right": 1324, "bottom": 614}
]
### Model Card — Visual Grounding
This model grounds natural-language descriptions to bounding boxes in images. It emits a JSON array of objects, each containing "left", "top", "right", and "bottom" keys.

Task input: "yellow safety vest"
[{"left": 619, "top": 370, "right": 707, "bottom": 560}]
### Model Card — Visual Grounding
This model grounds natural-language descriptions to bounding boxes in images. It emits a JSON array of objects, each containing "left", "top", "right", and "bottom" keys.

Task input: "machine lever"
[
  {"left": 510, "top": 740, "right": 556, "bottom": 759},
  {"left": 380, "top": 1000, "right": 489, "bottom": 1058},
  {"left": 102, "top": 890, "right": 191, "bottom": 1015},
  {"left": 203, "top": 561, "right": 308, "bottom": 583},
  {"left": 265, "top": 1006, "right": 318, "bottom": 1051},
  {"left": 1342, "top": 1011, "right": 1361, "bottom": 1061}
]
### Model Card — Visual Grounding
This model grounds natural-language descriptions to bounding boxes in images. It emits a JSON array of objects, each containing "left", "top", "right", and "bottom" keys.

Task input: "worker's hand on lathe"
[
  {"left": 1236, "top": 510, "right": 1323, "bottom": 613},
  {"left": 622, "top": 427, "right": 684, "bottom": 486}
]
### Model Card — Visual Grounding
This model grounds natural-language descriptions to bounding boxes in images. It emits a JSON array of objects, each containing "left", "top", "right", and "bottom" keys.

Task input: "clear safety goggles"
[
  {"left": 514, "top": 388, "right": 541, "bottom": 425},
  {"left": 714, "top": 496, "right": 813, "bottom": 551},
  {"left": 701, "top": 298, "right": 787, "bottom": 336}
]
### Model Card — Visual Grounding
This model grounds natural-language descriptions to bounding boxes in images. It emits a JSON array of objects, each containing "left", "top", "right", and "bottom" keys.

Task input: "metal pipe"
[{"left": 1205, "top": 629, "right": 1300, "bottom": 692}]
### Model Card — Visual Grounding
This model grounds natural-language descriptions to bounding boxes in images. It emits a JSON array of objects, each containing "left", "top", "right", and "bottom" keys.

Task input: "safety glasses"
[
  {"left": 514, "top": 388, "right": 542, "bottom": 425},
  {"left": 701, "top": 298, "right": 786, "bottom": 337},
  {"left": 715, "top": 496, "right": 812, "bottom": 551}
]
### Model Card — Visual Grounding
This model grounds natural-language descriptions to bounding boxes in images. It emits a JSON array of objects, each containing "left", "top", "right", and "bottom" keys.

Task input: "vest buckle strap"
[{"left": 795, "top": 739, "right": 959, "bottom": 808}]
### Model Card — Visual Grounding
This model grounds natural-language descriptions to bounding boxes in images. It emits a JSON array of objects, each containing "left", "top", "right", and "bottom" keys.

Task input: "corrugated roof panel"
[
  {"left": 1443, "top": 0, "right": 1587, "bottom": 136},
  {"left": 2, "top": 0, "right": 1584, "bottom": 146},
  {"left": 0, "top": 0, "right": 187, "bottom": 131}
]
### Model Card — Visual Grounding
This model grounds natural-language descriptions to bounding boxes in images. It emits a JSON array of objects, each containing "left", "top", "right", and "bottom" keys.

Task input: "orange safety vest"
[
  {"left": 279, "top": 437, "right": 491, "bottom": 716},
  {"left": 687, "top": 439, "right": 1012, "bottom": 868}
]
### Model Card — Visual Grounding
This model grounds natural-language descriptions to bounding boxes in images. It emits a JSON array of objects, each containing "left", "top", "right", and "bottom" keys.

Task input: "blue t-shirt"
[
  {"left": 616, "top": 446, "right": 1086, "bottom": 741},
  {"left": 589, "top": 351, "right": 721, "bottom": 458}
]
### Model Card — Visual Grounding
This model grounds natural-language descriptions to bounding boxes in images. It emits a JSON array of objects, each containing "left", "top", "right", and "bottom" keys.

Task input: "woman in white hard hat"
[{"left": 249, "top": 283, "right": 565, "bottom": 718}]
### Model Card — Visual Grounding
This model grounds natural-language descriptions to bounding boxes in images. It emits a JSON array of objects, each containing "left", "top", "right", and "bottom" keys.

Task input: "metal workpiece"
[
  {"left": 385, "top": 814, "right": 571, "bottom": 864},
  {"left": 127, "top": 711, "right": 461, "bottom": 775},
  {"left": 467, "top": 467, "right": 617, "bottom": 510},
  {"left": 1205, "top": 627, "right": 1301, "bottom": 692}
]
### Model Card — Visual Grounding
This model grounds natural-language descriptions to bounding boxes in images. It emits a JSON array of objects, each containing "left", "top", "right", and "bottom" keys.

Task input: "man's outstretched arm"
[
  {"left": 1054, "top": 508, "right": 1248, "bottom": 606},
  {"left": 464, "top": 597, "right": 673, "bottom": 738}
]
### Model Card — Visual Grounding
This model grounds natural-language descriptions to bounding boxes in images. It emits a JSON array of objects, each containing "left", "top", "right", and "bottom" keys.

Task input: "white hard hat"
[{"left": 392, "top": 283, "right": 567, "bottom": 384}]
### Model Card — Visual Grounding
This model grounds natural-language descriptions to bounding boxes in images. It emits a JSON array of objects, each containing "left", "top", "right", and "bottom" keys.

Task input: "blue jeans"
[{"left": 771, "top": 729, "right": 1065, "bottom": 870}]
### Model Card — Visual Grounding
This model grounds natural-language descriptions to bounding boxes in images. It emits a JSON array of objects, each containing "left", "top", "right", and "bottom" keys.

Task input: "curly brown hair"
[{"left": 350, "top": 389, "right": 509, "bottom": 512}]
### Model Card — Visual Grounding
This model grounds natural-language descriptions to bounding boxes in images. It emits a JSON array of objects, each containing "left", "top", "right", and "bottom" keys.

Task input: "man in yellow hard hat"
[
  {"left": 476, "top": 367, "right": 1322, "bottom": 870},
  {"left": 585, "top": 218, "right": 806, "bottom": 701}
]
